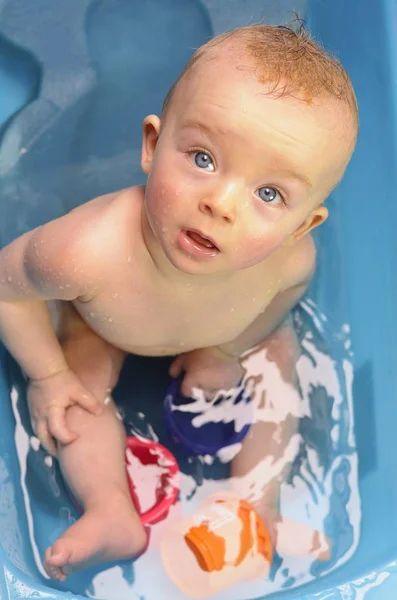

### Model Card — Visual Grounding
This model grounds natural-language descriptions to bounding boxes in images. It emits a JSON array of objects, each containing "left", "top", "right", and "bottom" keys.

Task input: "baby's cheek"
[
  {"left": 147, "top": 168, "right": 184, "bottom": 214},
  {"left": 240, "top": 231, "right": 283, "bottom": 267}
]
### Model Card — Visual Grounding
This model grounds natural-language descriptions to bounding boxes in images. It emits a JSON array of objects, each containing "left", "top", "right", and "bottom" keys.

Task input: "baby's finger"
[
  {"left": 75, "top": 388, "right": 103, "bottom": 416},
  {"left": 47, "top": 407, "right": 78, "bottom": 446},
  {"left": 180, "top": 376, "right": 204, "bottom": 398},
  {"left": 169, "top": 355, "right": 184, "bottom": 379},
  {"left": 36, "top": 421, "right": 58, "bottom": 456}
]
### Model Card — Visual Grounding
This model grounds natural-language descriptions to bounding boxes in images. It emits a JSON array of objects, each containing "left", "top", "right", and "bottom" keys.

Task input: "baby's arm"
[
  {"left": 0, "top": 222, "right": 103, "bottom": 451},
  {"left": 170, "top": 281, "right": 311, "bottom": 397},
  {"left": 217, "top": 281, "right": 309, "bottom": 360},
  {"left": 171, "top": 238, "right": 316, "bottom": 396}
]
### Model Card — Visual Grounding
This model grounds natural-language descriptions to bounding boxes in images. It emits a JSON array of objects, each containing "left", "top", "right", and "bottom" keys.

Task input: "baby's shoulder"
[
  {"left": 25, "top": 186, "right": 144, "bottom": 294},
  {"left": 44, "top": 186, "right": 141, "bottom": 246},
  {"left": 280, "top": 234, "right": 317, "bottom": 291}
]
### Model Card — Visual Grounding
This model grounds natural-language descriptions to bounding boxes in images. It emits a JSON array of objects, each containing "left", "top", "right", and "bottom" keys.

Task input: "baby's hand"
[
  {"left": 169, "top": 347, "right": 244, "bottom": 398},
  {"left": 27, "top": 368, "right": 103, "bottom": 456}
]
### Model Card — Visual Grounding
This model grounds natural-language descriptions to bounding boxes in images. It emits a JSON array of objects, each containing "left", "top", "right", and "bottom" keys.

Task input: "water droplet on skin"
[
  {"left": 89, "top": 311, "right": 95, "bottom": 318},
  {"left": 179, "top": 341, "right": 185, "bottom": 347},
  {"left": 111, "top": 293, "right": 119, "bottom": 299},
  {"left": 108, "top": 317, "right": 113, "bottom": 323},
  {"left": 127, "top": 255, "right": 132, "bottom": 263},
  {"left": 7, "top": 276, "right": 12, "bottom": 283}
]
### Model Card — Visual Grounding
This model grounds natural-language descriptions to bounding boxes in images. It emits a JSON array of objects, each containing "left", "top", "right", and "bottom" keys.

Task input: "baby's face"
[{"left": 142, "top": 56, "right": 354, "bottom": 276}]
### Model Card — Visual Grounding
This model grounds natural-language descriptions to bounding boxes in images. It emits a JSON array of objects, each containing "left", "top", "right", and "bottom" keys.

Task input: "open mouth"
[
  {"left": 178, "top": 229, "right": 220, "bottom": 259},
  {"left": 185, "top": 230, "right": 218, "bottom": 251}
]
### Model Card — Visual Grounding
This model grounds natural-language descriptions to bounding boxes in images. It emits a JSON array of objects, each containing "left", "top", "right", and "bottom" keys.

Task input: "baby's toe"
[
  {"left": 44, "top": 548, "right": 66, "bottom": 581},
  {"left": 44, "top": 541, "right": 73, "bottom": 581}
]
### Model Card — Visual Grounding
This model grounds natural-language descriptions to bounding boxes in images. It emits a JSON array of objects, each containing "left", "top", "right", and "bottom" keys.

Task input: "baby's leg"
[
  {"left": 231, "top": 318, "right": 329, "bottom": 560},
  {"left": 44, "top": 303, "right": 147, "bottom": 581},
  {"left": 231, "top": 318, "right": 299, "bottom": 517}
]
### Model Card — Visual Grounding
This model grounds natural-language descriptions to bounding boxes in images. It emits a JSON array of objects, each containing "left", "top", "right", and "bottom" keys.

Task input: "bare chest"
[{"left": 74, "top": 270, "right": 279, "bottom": 356}]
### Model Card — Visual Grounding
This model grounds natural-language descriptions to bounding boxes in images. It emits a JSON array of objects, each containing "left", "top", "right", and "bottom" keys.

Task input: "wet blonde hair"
[{"left": 162, "top": 22, "right": 358, "bottom": 134}]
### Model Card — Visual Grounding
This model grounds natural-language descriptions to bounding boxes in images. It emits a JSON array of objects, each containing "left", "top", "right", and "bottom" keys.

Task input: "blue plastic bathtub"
[{"left": 0, "top": 0, "right": 397, "bottom": 598}]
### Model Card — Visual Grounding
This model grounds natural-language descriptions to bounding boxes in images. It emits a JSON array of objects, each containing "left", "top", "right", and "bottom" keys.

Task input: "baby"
[{"left": 0, "top": 24, "right": 358, "bottom": 581}]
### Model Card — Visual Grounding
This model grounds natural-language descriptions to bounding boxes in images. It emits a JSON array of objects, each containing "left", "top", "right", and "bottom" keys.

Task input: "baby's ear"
[
  {"left": 141, "top": 115, "right": 161, "bottom": 174},
  {"left": 289, "top": 206, "right": 328, "bottom": 244}
]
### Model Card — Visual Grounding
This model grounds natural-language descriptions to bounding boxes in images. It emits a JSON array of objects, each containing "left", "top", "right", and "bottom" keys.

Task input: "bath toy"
[
  {"left": 125, "top": 437, "right": 180, "bottom": 525},
  {"left": 73, "top": 436, "right": 180, "bottom": 526},
  {"left": 161, "top": 491, "right": 272, "bottom": 598},
  {"left": 164, "top": 378, "right": 253, "bottom": 455}
]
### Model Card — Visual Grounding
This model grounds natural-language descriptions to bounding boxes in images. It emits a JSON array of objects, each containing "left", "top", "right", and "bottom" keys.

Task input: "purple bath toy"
[{"left": 164, "top": 378, "right": 253, "bottom": 455}]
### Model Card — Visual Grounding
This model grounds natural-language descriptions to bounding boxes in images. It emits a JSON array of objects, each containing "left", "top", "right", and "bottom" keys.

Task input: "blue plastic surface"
[{"left": 0, "top": 0, "right": 397, "bottom": 599}]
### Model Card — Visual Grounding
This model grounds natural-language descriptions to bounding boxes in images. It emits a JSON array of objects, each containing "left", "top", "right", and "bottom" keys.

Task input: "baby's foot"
[
  {"left": 44, "top": 492, "right": 147, "bottom": 581},
  {"left": 275, "top": 516, "right": 330, "bottom": 561}
]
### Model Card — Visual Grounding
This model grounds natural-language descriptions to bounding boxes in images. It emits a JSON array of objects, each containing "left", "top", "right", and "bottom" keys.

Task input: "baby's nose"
[{"left": 198, "top": 184, "right": 238, "bottom": 224}]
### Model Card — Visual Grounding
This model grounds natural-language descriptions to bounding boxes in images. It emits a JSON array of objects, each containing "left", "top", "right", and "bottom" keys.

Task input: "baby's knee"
[
  {"left": 64, "top": 404, "right": 94, "bottom": 435},
  {"left": 64, "top": 397, "right": 120, "bottom": 433}
]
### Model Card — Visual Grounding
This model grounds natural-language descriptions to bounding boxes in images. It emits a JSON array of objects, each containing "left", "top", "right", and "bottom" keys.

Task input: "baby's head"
[{"left": 141, "top": 24, "right": 358, "bottom": 276}]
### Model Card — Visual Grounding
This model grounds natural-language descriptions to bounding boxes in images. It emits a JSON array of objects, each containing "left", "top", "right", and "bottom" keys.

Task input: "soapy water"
[{"left": 8, "top": 298, "right": 360, "bottom": 600}]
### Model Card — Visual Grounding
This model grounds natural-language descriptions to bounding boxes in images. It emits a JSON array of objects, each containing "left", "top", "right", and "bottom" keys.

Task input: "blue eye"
[
  {"left": 256, "top": 186, "right": 282, "bottom": 205},
  {"left": 194, "top": 151, "right": 215, "bottom": 172}
]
